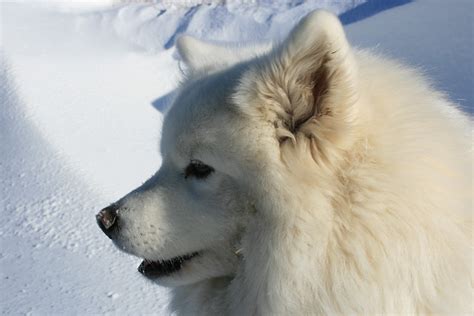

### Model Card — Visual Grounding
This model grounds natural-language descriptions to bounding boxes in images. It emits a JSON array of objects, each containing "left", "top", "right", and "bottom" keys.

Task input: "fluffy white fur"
[{"left": 102, "top": 10, "right": 472, "bottom": 315}]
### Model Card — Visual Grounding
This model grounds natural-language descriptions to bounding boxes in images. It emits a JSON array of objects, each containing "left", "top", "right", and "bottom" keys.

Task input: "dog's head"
[{"left": 97, "top": 10, "right": 360, "bottom": 287}]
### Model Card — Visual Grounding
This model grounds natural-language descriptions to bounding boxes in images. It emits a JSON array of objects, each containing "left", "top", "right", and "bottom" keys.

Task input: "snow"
[
  {"left": 346, "top": 0, "right": 473, "bottom": 114},
  {"left": 1, "top": 0, "right": 472, "bottom": 314}
]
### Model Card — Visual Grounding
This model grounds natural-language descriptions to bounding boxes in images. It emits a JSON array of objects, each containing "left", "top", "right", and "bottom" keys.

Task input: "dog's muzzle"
[{"left": 96, "top": 204, "right": 119, "bottom": 239}]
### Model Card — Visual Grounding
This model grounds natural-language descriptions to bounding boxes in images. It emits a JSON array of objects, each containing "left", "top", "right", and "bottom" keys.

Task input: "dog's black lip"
[{"left": 138, "top": 252, "right": 199, "bottom": 278}]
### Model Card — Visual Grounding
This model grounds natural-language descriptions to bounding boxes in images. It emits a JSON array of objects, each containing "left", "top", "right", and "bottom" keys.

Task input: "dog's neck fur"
[{"left": 170, "top": 277, "right": 230, "bottom": 315}]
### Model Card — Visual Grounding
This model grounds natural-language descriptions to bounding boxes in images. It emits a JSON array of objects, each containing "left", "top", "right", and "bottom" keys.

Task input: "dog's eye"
[{"left": 184, "top": 160, "right": 214, "bottom": 179}]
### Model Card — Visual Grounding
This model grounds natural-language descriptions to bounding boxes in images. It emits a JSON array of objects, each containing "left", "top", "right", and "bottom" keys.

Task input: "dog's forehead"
[{"left": 161, "top": 67, "right": 244, "bottom": 159}]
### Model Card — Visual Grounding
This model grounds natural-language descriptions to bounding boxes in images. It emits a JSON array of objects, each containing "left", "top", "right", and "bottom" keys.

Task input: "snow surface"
[{"left": 1, "top": 0, "right": 472, "bottom": 314}]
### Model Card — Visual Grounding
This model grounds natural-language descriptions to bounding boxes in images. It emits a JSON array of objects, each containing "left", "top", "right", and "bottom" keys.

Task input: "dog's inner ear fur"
[{"left": 290, "top": 56, "right": 331, "bottom": 134}]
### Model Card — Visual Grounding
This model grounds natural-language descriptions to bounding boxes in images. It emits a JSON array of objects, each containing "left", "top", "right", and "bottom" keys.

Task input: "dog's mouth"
[{"left": 138, "top": 252, "right": 199, "bottom": 278}]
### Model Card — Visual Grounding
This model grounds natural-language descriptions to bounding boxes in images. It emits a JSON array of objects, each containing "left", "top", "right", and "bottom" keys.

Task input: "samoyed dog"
[{"left": 97, "top": 10, "right": 472, "bottom": 315}]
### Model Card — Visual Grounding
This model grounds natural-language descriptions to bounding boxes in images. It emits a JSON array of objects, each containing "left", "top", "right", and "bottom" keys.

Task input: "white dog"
[{"left": 97, "top": 10, "right": 472, "bottom": 315}]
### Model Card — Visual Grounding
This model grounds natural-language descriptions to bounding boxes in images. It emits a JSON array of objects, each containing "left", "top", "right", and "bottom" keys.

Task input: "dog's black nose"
[{"left": 96, "top": 205, "right": 119, "bottom": 239}]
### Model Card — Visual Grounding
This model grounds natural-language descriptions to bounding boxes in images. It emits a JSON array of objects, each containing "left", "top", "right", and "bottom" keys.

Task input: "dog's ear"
[
  {"left": 176, "top": 36, "right": 221, "bottom": 70},
  {"left": 177, "top": 35, "right": 272, "bottom": 72},
  {"left": 238, "top": 10, "right": 359, "bottom": 157}
]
